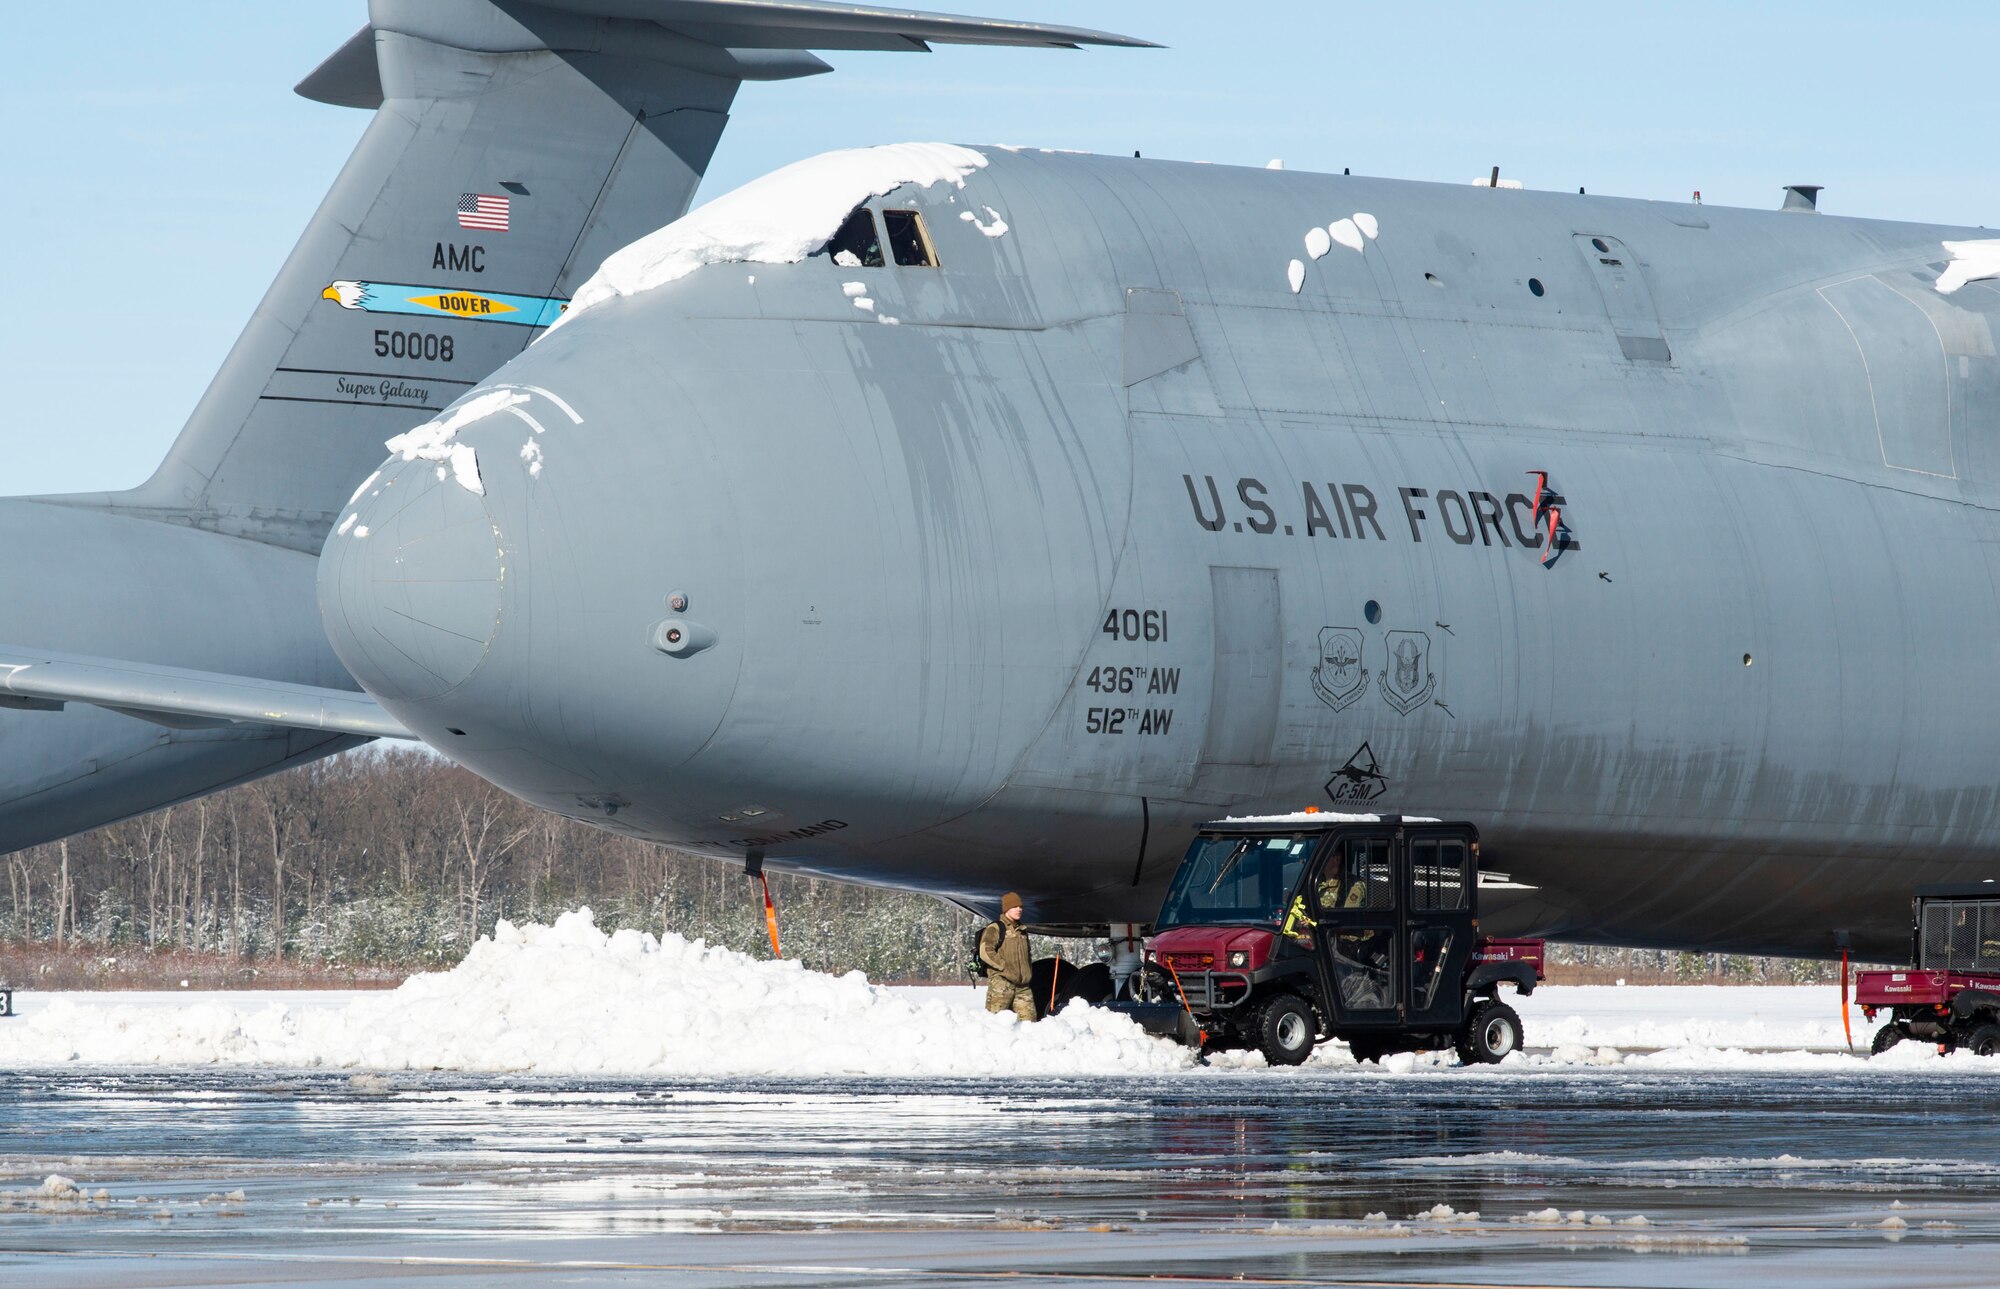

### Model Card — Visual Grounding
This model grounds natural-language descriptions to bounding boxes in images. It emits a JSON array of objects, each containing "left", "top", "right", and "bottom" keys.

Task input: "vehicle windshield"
[{"left": 1154, "top": 832, "right": 1317, "bottom": 928}]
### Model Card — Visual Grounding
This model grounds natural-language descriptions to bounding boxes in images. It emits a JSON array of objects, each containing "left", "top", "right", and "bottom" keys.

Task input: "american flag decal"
[{"left": 457, "top": 193, "right": 510, "bottom": 232}]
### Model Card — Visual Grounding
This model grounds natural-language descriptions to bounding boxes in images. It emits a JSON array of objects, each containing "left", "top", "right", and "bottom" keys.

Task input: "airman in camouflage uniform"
[{"left": 979, "top": 892, "right": 1037, "bottom": 1021}]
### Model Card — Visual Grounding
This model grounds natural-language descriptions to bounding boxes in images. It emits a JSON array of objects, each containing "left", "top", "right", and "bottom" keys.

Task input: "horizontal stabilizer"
[
  {"left": 524, "top": 0, "right": 1159, "bottom": 49},
  {"left": 299, "top": 0, "right": 1154, "bottom": 108},
  {"left": 0, "top": 647, "right": 416, "bottom": 741},
  {"left": 295, "top": 25, "right": 383, "bottom": 109}
]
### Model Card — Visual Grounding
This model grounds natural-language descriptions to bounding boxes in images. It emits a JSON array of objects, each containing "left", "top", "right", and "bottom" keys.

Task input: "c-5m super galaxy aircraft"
[{"left": 11, "top": 2, "right": 2000, "bottom": 962}]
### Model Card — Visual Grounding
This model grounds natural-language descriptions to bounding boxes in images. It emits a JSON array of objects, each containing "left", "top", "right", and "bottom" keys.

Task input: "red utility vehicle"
[
  {"left": 1858, "top": 884, "right": 2000, "bottom": 1056},
  {"left": 1119, "top": 814, "right": 1543, "bottom": 1065}
]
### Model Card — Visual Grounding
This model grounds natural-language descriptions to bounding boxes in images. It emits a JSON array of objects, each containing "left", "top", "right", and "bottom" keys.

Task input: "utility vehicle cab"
[
  {"left": 1858, "top": 883, "right": 2000, "bottom": 1055},
  {"left": 1130, "top": 813, "right": 1542, "bottom": 1065}
]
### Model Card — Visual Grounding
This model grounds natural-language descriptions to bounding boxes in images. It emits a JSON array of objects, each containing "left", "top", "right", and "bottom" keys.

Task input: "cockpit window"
[
  {"left": 825, "top": 207, "right": 884, "bottom": 268},
  {"left": 884, "top": 209, "right": 937, "bottom": 268}
]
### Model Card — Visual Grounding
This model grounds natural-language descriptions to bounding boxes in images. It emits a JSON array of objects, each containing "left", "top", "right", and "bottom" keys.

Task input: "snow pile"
[
  {"left": 1547, "top": 1043, "right": 1626, "bottom": 1065},
  {"left": 554, "top": 143, "right": 989, "bottom": 327},
  {"left": 1, "top": 909, "right": 1192, "bottom": 1078},
  {"left": 0, "top": 1176, "right": 108, "bottom": 1213},
  {"left": 1411, "top": 1202, "right": 1478, "bottom": 1222},
  {"left": 1937, "top": 239, "right": 2000, "bottom": 294}
]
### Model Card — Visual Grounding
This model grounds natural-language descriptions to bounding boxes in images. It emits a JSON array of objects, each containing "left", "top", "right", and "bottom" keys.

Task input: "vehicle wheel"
[
  {"left": 1963, "top": 1022, "right": 2000, "bottom": 1057},
  {"left": 1346, "top": 1037, "right": 1387, "bottom": 1064},
  {"left": 1459, "top": 1000, "right": 1522, "bottom": 1065},
  {"left": 1870, "top": 1022, "right": 1904, "bottom": 1056},
  {"left": 1253, "top": 993, "right": 1318, "bottom": 1066}
]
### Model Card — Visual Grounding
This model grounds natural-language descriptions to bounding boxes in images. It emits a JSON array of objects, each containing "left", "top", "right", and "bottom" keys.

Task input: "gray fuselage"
[{"left": 321, "top": 148, "right": 2000, "bottom": 958}]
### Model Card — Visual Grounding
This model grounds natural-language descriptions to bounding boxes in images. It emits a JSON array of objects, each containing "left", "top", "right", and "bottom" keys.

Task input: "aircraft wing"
[{"left": 0, "top": 646, "right": 415, "bottom": 742}]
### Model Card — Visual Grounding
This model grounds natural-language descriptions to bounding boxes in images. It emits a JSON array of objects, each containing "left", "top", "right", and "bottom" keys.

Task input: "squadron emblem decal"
[
  {"left": 1379, "top": 630, "right": 1439, "bottom": 715},
  {"left": 1306, "top": 624, "right": 1448, "bottom": 718},
  {"left": 1310, "top": 627, "right": 1368, "bottom": 712},
  {"left": 320, "top": 280, "right": 567, "bottom": 328}
]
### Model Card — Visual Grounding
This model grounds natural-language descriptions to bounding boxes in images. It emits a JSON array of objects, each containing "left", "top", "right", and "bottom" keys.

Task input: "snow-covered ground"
[
  {"left": 1, "top": 911, "right": 1185, "bottom": 1077},
  {"left": 1, "top": 910, "right": 1992, "bottom": 1077}
]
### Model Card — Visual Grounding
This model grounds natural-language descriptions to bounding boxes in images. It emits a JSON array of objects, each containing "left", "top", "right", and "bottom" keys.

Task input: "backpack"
[{"left": 968, "top": 920, "right": 1003, "bottom": 979}]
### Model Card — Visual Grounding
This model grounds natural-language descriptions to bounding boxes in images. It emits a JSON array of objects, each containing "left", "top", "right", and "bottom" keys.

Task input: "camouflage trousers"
[{"left": 985, "top": 977, "right": 1039, "bottom": 1022}]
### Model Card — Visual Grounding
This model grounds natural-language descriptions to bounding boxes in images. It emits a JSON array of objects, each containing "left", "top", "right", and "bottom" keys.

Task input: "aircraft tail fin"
[{"left": 54, "top": 0, "right": 1148, "bottom": 553}]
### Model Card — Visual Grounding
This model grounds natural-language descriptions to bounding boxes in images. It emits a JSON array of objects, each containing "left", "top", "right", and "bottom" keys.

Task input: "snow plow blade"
[{"left": 1105, "top": 1001, "right": 1202, "bottom": 1046}]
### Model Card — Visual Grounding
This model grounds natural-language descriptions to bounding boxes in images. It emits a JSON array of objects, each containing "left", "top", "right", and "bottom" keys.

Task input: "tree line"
[
  {"left": 2, "top": 747, "right": 983, "bottom": 981},
  {"left": 2, "top": 747, "right": 1852, "bottom": 985}
]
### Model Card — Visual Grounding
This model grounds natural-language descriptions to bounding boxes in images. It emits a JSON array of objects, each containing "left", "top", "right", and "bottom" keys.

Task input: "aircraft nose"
[
  {"left": 318, "top": 353, "right": 749, "bottom": 822},
  {"left": 318, "top": 455, "right": 504, "bottom": 704}
]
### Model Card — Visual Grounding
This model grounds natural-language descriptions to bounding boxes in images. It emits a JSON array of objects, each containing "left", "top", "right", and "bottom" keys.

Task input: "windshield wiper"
[{"left": 1205, "top": 842, "right": 1253, "bottom": 895}]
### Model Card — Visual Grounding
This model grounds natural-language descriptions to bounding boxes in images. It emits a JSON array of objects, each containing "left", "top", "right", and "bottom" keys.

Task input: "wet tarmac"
[{"left": 3, "top": 1063, "right": 1997, "bottom": 1287}]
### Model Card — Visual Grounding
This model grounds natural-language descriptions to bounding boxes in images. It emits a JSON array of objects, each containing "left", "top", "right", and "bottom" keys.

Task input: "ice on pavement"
[{"left": 2, "top": 909, "right": 1192, "bottom": 1077}]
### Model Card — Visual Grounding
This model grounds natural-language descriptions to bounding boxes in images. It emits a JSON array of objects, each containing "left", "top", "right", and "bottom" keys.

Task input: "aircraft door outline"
[
  {"left": 1198, "top": 566, "right": 1281, "bottom": 771},
  {"left": 1817, "top": 274, "right": 1958, "bottom": 480},
  {"left": 1573, "top": 234, "right": 1671, "bottom": 363}
]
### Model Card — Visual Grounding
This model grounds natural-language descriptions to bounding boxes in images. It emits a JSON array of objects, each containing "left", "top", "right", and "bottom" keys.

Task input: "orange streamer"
[
  {"left": 760, "top": 872, "right": 781, "bottom": 958},
  {"left": 1840, "top": 948, "right": 1853, "bottom": 1050},
  {"left": 1161, "top": 958, "right": 1206, "bottom": 1047}
]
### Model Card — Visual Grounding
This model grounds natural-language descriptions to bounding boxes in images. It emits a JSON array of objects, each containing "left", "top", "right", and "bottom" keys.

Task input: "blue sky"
[{"left": 6, "top": 2, "right": 1998, "bottom": 495}]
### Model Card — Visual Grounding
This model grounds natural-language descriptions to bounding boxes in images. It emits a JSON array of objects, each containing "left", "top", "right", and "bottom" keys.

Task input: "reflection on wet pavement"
[{"left": 3, "top": 1066, "right": 1997, "bottom": 1286}]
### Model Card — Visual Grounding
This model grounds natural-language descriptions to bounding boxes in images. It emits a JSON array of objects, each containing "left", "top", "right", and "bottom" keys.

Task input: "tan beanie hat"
[{"left": 1000, "top": 892, "right": 1023, "bottom": 914}]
